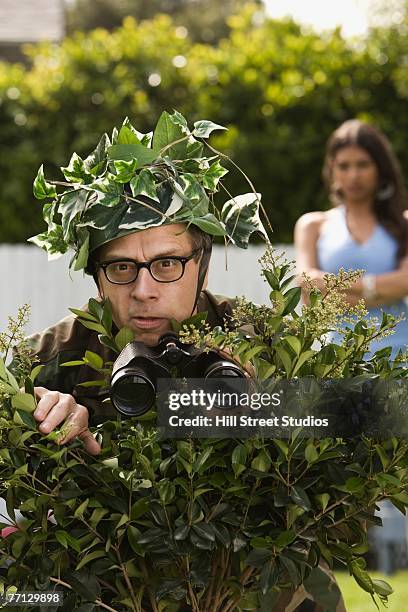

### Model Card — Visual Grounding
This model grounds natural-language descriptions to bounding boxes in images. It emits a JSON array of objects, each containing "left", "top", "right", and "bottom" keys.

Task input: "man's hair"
[
  {"left": 188, "top": 226, "right": 213, "bottom": 261},
  {"left": 88, "top": 226, "right": 212, "bottom": 287}
]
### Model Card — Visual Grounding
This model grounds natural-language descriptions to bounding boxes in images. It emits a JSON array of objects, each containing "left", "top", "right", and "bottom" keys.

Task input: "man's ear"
[
  {"left": 202, "top": 266, "right": 209, "bottom": 290},
  {"left": 95, "top": 273, "right": 105, "bottom": 300}
]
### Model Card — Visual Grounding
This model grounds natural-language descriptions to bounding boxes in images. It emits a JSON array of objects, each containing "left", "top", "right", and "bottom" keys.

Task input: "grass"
[{"left": 335, "top": 571, "right": 408, "bottom": 611}]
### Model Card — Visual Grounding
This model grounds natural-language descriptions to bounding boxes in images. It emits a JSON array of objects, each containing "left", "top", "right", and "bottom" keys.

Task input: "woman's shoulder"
[{"left": 294, "top": 209, "right": 333, "bottom": 236}]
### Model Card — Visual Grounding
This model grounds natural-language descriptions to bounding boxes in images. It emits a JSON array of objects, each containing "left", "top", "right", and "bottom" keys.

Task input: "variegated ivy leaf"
[
  {"left": 29, "top": 227, "right": 68, "bottom": 259},
  {"left": 193, "top": 120, "right": 227, "bottom": 138},
  {"left": 62, "top": 153, "right": 94, "bottom": 184},
  {"left": 33, "top": 165, "right": 57, "bottom": 200},
  {"left": 83, "top": 132, "right": 110, "bottom": 176},
  {"left": 130, "top": 169, "right": 160, "bottom": 202},
  {"left": 202, "top": 160, "right": 228, "bottom": 191},
  {"left": 88, "top": 175, "right": 124, "bottom": 207},
  {"left": 221, "top": 192, "right": 267, "bottom": 248},
  {"left": 58, "top": 189, "right": 89, "bottom": 240},
  {"left": 119, "top": 117, "right": 152, "bottom": 147},
  {"left": 113, "top": 159, "right": 138, "bottom": 183}
]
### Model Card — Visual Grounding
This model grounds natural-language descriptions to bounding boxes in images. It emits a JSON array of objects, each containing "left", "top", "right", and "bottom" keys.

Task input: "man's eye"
[
  {"left": 157, "top": 258, "right": 177, "bottom": 268},
  {"left": 113, "top": 262, "right": 131, "bottom": 272}
]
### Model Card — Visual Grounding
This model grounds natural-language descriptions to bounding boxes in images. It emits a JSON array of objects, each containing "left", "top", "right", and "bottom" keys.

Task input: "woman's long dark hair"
[{"left": 323, "top": 119, "right": 408, "bottom": 259}]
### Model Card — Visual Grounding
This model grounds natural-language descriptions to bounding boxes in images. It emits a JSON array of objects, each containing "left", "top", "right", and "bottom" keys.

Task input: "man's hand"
[{"left": 33, "top": 387, "right": 101, "bottom": 455}]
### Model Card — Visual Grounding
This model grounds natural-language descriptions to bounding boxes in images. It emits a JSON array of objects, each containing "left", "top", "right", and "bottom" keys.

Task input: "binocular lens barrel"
[
  {"left": 111, "top": 371, "right": 156, "bottom": 417},
  {"left": 204, "top": 361, "right": 246, "bottom": 379}
]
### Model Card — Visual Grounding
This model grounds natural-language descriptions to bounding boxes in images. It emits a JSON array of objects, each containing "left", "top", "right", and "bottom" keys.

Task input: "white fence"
[{"left": 0, "top": 243, "right": 295, "bottom": 336}]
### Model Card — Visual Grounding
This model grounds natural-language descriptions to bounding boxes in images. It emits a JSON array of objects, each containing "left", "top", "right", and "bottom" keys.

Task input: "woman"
[{"left": 294, "top": 119, "right": 408, "bottom": 357}]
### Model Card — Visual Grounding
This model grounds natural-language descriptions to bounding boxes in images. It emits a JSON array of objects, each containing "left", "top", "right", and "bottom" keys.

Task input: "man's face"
[{"left": 97, "top": 224, "right": 203, "bottom": 346}]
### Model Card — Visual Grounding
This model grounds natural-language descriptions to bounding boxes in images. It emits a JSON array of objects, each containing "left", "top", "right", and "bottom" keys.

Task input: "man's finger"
[
  {"left": 33, "top": 388, "right": 62, "bottom": 422},
  {"left": 78, "top": 430, "right": 101, "bottom": 455},
  {"left": 37, "top": 395, "right": 80, "bottom": 434}
]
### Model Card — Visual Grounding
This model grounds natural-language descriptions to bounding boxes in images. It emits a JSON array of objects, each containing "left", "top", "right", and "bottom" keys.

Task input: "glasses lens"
[
  {"left": 150, "top": 258, "right": 183, "bottom": 282},
  {"left": 106, "top": 261, "right": 138, "bottom": 284}
]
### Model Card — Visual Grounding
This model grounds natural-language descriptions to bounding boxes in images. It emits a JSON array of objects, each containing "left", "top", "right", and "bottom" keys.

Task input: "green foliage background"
[{"left": 0, "top": 3, "right": 407, "bottom": 244}]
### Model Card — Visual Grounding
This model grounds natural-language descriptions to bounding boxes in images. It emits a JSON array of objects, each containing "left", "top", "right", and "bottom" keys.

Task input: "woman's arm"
[
  {"left": 348, "top": 256, "right": 408, "bottom": 306},
  {"left": 347, "top": 211, "right": 408, "bottom": 307},
  {"left": 294, "top": 212, "right": 327, "bottom": 300}
]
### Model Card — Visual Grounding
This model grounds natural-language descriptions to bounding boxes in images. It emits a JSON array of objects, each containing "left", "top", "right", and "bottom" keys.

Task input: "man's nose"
[{"left": 129, "top": 268, "right": 159, "bottom": 300}]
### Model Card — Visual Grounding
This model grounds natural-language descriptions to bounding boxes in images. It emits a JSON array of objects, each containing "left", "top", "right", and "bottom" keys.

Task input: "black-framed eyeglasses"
[{"left": 98, "top": 249, "right": 201, "bottom": 285}]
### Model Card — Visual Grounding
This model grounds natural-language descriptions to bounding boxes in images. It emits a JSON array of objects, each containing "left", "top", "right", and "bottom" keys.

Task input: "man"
[
  {"left": 25, "top": 111, "right": 345, "bottom": 611},
  {"left": 27, "top": 111, "right": 267, "bottom": 454}
]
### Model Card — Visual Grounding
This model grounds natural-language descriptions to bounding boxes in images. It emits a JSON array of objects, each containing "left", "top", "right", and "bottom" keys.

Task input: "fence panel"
[{"left": 0, "top": 244, "right": 295, "bottom": 336}]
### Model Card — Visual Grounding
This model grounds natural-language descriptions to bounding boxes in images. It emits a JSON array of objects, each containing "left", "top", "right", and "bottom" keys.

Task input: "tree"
[{"left": 65, "top": 0, "right": 262, "bottom": 44}]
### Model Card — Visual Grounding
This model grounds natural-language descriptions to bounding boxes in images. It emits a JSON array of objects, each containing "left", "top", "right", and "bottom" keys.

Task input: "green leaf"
[
  {"left": 0, "top": 356, "right": 7, "bottom": 380},
  {"left": 73, "top": 232, "right": 90, "bottom": 271},
  {"left": 316, "top": 493, "right": 330, "bottom": 512},
  {"left": 11, "top": 393, "right": 36, "bottom": 413},
  {"left": 127, "top": 525, "right": 144, "bottom": 555},
  {"left": 273, "top": 439, "right": 289, "bottom": 457},
  {"left": 372, "top": 579, "right": 393, "bottom": 597},
  {"left": 33, "top": 165, "right": 57, "bottom": 199},
  {"left": 69, "top": 308, "right": 97, "bottom": 321},
  {"left": 192, "top": 120, "right": 226, "bottom": 138},
  {"left": 118, "top": 124, "right": 142, "bottom": 145},
  {"left": 56, "top": 530, "right": 82, "bottom": 553},
  {"left": 291, "top": 486, "right": 311, "bottom": 511},
  {"left": 29, "top": 364, "right": 44, "bottom": 383},
  {"left": 284, "top": 335, "right": 302, "bottom": 356},
  {"left": 115, "top": 327, "right": 134, "bottom": 351},
  {"left": 305, "top": 443, "right": 319, "bottom": 464},
  {"left": 281, "top": 287, "right": 301, "bottom": 316},
  {"left": 349, "top": 559, "right": 374, "bottom": 594},
  {"left": 76, "top": 549, "right": 106, "bottom": 571},
  {"left": 246, "top": 548, "right": 273, "bottom": 568},
  {"left": 275, "top": 345, "right": 292, "bottom": 375},
  {"left": 232, "top": 443, "right": 248, "bottom": 476},
  {"left": 84, "top": 350, "right": 104, "bottom": 370},
  {"left": 190, "top": 213, "right": 226, "bottom": 236},
  {"left": 74, "top": 499, "right": 90, "bottom": 518},
  {"left": 375, "top": 444, "right": 390, "bottom": 469},
  {"left": 153, "top": 110, "right": 192, "bottom": 160},
  {"left": 13, "top": 409, "right": 37, "bottom": 429},
  {"left": 108, "top": 143, "right": 157, "bottom": 164},
  {"left": 251, "top": 452, "right": 271, "bottom": 473},
  {"left": 131, "top": 499, "right": 149, "bottom": 520},
  {"left": 157, "top": 480, "right": 176, "bottom": 505},
  {"left": 291, "top": 350, "right": 315, "bottom": 377}
]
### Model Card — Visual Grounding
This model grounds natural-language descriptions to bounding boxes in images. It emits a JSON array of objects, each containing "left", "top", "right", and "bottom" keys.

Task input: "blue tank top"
[{"left": 316, "top": 205, "right": 408, "bottom": 357}]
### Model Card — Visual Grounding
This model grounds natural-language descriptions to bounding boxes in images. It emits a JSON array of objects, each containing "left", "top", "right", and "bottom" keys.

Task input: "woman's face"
[{"left": 332, "top": 145, "right": 379, "bottom": 204}]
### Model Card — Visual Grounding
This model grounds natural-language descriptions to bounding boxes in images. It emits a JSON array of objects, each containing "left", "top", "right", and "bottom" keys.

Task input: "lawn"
[{"left": 335, "top": 571, "right": 408, "bottom": 611}]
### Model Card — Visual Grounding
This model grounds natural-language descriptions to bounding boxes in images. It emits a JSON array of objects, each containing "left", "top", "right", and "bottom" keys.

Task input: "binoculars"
[{"left": 110, "top": 332, "right": 246, "bottom": 417}]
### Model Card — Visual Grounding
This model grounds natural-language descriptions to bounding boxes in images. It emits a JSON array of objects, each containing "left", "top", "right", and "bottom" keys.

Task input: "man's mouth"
[{"left": 131, "top": 316, "right": 167, "bottom": 330}]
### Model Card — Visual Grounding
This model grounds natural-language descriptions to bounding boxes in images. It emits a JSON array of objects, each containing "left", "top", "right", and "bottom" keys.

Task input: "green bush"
[{"left": 1, "top": 252, "right": 407, "bottom": 610}]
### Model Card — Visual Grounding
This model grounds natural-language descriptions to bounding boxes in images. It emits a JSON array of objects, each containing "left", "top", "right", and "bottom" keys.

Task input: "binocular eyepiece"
[{"left": 110, "top": 332, "right": 246, "bottom": 417}]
